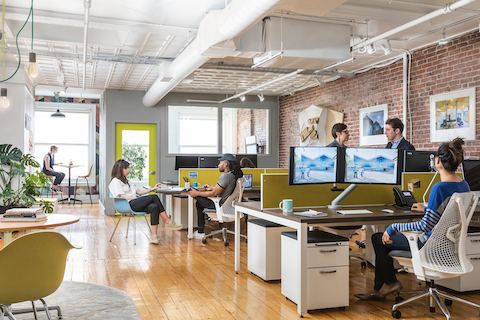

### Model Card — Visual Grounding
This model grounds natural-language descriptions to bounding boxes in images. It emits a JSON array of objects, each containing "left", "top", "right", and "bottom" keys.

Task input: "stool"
[
  {"left": 247, "top": 219, "right": 291, "bottom": 281},
  {"left": 73, "top": 165, "right": 93, "bottom": 205}
]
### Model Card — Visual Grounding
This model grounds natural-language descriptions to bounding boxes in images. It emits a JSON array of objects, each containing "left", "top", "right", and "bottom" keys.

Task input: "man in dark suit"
[
  {"left": 327, "top": 123, "right": 349, "bottom": 147},
  {"left": 384, "top": 118, "right": 415, "bottom": 150}
]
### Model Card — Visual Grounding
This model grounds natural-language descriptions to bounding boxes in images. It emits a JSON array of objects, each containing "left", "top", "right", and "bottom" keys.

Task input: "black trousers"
[
  {"left": 129, "top": 195, "right": 165, "bottom": 225},
  {"left": 44, "top": 170, "right": 65, "bottom": 185},
  {"left": 372, "top": 232, "right": 426, "bottom": 291},
  {"left": 195, "top": 196, "right": 215, "bottom": 233}
]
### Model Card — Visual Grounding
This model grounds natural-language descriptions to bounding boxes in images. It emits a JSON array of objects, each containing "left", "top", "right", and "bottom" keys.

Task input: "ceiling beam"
[{"left": 5, "top": 6, "right": 198, "bottom": 35}]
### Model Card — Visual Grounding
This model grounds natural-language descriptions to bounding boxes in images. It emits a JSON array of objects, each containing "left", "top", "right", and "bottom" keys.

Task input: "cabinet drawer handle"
[
  {"left": 470, "top": 257, "right": 480, "bottom": 261},
  {"left": 470, "top": 239, "right": 480, "bottom": 243},
  {"left": 319, "top": 270, "right": 337, "bottom": 274},
  {"left": 319, "top": 249, "right": 337, "bottom": 253}
]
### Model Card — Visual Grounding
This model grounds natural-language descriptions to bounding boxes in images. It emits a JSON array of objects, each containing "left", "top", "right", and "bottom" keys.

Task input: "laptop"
[{"left": 243, "top": 174, "right": 253, "bottom": 189}]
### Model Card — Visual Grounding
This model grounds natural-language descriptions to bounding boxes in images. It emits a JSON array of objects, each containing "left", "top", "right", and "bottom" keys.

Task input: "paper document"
[
  {"left": 293, "top": 210, "right": 327, "bottom": 217},
  {"left": 337, "top": 209, "right": 372, "bottom": 215}
]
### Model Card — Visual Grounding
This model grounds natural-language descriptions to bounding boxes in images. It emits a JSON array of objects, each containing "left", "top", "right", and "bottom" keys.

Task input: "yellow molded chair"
[{"left": 0, "top": 231, "right": 78, "bottom": 320}]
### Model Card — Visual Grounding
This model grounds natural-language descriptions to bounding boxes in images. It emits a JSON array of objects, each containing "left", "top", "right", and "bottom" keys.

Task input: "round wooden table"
[{"left": 0, "top": 214, "right": 79, "bottom": 248}]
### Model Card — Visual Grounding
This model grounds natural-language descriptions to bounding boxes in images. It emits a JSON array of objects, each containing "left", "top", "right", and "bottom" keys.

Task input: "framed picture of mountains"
[{"left": 359, "top": 104, "right": 388, "bottom": 146}]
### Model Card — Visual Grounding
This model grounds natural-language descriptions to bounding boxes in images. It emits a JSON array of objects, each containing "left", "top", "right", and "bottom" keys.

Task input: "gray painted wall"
[{"left": 101, "top": 90, "right": 279, "bottom": 214}]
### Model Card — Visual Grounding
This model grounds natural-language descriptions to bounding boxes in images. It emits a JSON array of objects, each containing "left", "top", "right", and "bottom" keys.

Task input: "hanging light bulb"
[
  {"left": 0, "top": 88, "right": 10, "bottom": 109},
  {"left": 27, "top": 52, "right": 39, "bottom": 78}
]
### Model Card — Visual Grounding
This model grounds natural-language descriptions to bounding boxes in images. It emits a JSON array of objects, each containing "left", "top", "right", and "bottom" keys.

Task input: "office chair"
[
  {"left": 110, "top": 194, "right": 150, "bottom": 245},
  {"left": 73, "top": 165, "right": 93, "bottom": 205},
  {"left": 0, "top": 231, "right": 78, "bottom": 320},
  {"left": 390, "top": 192, "right": 480, "bottom": 319},
  {"left": 202, "top": 179, "right": 246, "bottom": 246}
]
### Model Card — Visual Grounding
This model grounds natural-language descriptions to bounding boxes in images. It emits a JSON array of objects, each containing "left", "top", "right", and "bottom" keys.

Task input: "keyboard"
[{"left": 336, "top": 209, "right": 372, "bottom": 215}]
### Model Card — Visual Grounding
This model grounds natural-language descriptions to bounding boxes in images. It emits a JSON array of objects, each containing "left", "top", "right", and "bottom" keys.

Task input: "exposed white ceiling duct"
[{"left": 142, "top": 0, "right": 282, "bottom": 107}]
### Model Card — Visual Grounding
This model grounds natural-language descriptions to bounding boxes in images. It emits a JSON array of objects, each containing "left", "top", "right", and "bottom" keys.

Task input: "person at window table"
[
  {"left": 42, "top": 145, "right": 65, "bottom": 191},
  {"left": 188, "top": 154, "right": 243, "bottom": 240},
  {"left": 384, "top": 118, "right": 415, "bottom": 150},
  {"left": 356, "top": 138, "right": 469, "bottom": 301},
  {"left": 326, "top": 123, "right": 349, "bottom": 147},
  {"left": 108, "top": 159, "right": 182, "bottom": 245}
]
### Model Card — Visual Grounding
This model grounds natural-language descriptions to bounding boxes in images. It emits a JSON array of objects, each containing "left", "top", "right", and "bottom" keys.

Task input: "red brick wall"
[{"left": 279, "top": 31, "right": 480, "bottom": 167}]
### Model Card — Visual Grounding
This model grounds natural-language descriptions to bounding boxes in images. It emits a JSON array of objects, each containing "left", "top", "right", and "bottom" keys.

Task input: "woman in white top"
[{"left": 109, "top": 159, "right": 181, "bottom": 244}]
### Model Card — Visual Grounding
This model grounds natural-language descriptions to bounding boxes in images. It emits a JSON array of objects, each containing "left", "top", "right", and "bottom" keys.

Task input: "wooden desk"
[
  {"left": 0, "top": 214, "right": 80, "bottom": 247},
  {"left": 233, "top": 202, "right": 424, "bottom": 316}
]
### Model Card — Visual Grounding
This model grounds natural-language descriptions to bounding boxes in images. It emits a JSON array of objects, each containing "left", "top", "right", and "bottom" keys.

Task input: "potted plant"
[{"left": 0, "top": 144, "right": 50, "bottom": 213}]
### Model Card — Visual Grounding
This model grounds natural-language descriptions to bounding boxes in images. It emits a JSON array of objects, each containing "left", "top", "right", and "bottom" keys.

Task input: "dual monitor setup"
[
  {"left": 175, "top": 154, "right": 258, "bottom": 170},
  {"left": 289, "top": 146, "right": 480, "bottom": 192}
]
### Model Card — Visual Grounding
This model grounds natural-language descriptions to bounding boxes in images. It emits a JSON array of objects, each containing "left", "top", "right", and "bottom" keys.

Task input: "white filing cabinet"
[
  {"left": 281, "top": 230, "right": 349, "bottom": 310},
  {"left": 438, "top": 231, "right": 480, "bottom": 292},
  {"left": 172, "top": 195, "right": 197, "bottom": 229},
  {"left": 247, "top": 219, "right": 292, "bottom": 281}
]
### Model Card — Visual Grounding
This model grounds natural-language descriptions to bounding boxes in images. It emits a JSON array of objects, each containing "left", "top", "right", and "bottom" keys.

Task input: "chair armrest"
[{"left": 400, "top": 230, "right": 426, "bottom": 280}]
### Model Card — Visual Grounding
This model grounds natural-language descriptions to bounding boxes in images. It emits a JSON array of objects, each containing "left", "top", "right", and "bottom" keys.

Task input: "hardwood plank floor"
[{"left": 48, "top": 204, "right": 480, "bottom": 319}]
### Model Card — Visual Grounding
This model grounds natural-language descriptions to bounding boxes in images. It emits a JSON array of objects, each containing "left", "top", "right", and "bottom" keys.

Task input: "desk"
[
  {"left": 234, "top": 202, "right": 423, "bottom": 316},
  {"left": 0, "top": 214, "right": 80, "bottom": 248},
  {"left": 56, "top": 164, "right": 82, "bottom": 205}
]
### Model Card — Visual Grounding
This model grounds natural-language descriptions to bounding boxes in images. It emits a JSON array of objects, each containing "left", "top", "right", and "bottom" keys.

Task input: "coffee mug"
[
  {"left": 279, "top": 199, "right": 294, "bottom": 213},
  {"left": 192, "top": 182, "right": 199, "bottom": 188},
  {"left": 184, "top": 182, "right": 190, "bottom": 189}
]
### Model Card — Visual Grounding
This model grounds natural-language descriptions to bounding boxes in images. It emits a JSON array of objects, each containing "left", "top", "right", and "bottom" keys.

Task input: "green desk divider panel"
[
  {"left": 261, "top": 174, "right": 398, "bottom": 209},
  {"left": 402, "top": 172, "right": 463, "bottom": 203},
  {"left": 178, "top": 168, "right": 283, "bottom": 187},
  {"left": 264, "top": 168, "right": 288, "bottom": 174}
]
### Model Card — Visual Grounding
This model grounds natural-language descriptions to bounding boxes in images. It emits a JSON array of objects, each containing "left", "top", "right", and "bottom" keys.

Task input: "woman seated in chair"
[
  {"left": 109, "top": 159, "right": 182, "bottom": 245},
  {"left": 356, "top": 138, "right": 470, "bottom": 300}
]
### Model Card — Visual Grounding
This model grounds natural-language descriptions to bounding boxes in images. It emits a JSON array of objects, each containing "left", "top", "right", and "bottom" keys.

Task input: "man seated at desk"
[
  {"left": 188, "top": 154, "right": 243, "bottom": 240},
  {"left": 356, "top": 138, "right": 469, "bottom": 300}
]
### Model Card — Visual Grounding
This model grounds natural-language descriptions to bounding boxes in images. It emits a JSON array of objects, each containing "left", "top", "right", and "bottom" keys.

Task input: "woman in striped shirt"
[{"left": 356, "top": 138, "right": 470, "bottom": 300}]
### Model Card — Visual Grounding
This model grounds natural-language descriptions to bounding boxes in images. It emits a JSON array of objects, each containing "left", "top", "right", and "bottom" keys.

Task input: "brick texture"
[{"left": 279, "top": 31, "right": 480, "bottom": 167}]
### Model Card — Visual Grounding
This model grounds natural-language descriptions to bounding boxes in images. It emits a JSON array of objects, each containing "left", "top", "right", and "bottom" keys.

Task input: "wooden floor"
[{"left": 49, "top": 204, "right": 480, "bottom": 319}]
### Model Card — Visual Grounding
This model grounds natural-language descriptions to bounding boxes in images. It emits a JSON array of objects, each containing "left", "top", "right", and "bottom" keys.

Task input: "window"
[
  {"left": 222, "top": 108, "right": 269, "bottom": 154},
  {"left": 33, "top": 103, "right": 96, "bottom": 182},
  {"left": 168, "top": 106, "right": 218, "bottom": 154}
]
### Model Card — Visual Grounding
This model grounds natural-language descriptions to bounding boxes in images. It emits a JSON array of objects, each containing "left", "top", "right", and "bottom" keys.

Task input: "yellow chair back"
[{"left": 0, "top": 231, "right": 76, "bottom": 305}]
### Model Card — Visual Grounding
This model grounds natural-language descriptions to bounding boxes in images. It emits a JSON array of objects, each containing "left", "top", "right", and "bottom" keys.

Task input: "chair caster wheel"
[
  {"left": 395, "top": 296, "right": 404, "bottom": 303},
  {"left": 445, "top": 298, "right": 453, "bottom": 306},
  {"left": 392, "top": 310, "right": 401, "bottom": 319},
  {"left": 201, "top": 238, "right": 207, "bottom": 244},
  {"left": 224, "top": 241, "right": 229, "bottom": 247},
  {"left": 430, "top": 306, "right": 436, "bottom": 313}
]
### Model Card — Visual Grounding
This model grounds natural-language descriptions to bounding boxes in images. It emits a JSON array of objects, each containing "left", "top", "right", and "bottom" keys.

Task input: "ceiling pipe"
[
  {"left": 352, "top": 0, "right": 476, "bottom": 51},
  {"left": 142, "top": 0, "right": 282, "bottom": 107},
  {"left": 82, "top": 0, "right": 91, "bottom": 90}
]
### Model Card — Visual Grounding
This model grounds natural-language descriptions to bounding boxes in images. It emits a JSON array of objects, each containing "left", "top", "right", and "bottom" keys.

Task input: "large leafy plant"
[{"left": 0, "top": 144, "right": 50, "bottom": 208}]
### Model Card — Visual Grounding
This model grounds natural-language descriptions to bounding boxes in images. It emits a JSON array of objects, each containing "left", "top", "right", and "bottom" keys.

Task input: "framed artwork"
[
  {"left": 430, "top": 88, "right": 476, "bottom": 142},
  {"left": 359, "top": 104, "right": 388, "bottom": 146}
]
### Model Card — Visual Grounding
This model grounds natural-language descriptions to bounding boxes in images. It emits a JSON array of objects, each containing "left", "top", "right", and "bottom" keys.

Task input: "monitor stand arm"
[{"left": 328, "top": 184, "right": 357, "bottom": 209}]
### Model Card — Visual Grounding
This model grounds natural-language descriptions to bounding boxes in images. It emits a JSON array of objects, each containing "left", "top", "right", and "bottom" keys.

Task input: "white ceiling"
[{"left": 3, "top": 0, "right": 480, "bottom": 97}]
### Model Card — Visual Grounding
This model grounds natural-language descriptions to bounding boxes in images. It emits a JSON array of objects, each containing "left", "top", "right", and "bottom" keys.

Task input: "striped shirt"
[{"left": 386, "top": 181, "right": 470, "bottom": 237}]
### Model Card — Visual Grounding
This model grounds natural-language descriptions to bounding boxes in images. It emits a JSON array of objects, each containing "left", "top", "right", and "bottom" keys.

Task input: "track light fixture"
[
  {"left": 380, "top": 40, "right": 392, "bottom": 55},
  {"left": 438, "top": 29, "right": 449, "bottom": 45},
  {"left": 366, "top": 43, "right": 376, "bottom": 55},
  {"left": 257, "top": 93, "right": 265, "bottom": 102},
  {"left": 239, "top": 95, "right": 246, "bottom": 102}
]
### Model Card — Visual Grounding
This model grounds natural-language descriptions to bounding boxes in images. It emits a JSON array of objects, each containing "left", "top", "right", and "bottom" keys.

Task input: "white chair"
[
  {"left": 202, "top": 179, "right": 246, "bottom": 246},
  {"left": 390, "top": 192, "right": 480, "bottom": 319}
]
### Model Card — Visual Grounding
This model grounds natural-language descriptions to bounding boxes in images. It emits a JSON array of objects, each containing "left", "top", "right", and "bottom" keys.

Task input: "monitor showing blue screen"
[
  {"left": 289, "top": 147, "right": 338, "bottom": 185},
  {"left": 344, "top": 148, "right": 400, "bottom": 184}
]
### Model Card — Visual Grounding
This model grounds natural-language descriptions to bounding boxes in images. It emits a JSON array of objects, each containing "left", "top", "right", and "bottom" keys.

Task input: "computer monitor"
[
  {"left": 463, "top": 160, "right": 480, "bottom": 191},
  {"left": 343, "top": 148, "right": 401, "bottom": 185},
  {"left": 236, "top": 154, "right": 258, "bottom": 168},
  {"left": 289, "top": 146, "right": 339, "bottom": 185},
  {"left": 198, "top": 156, "right": 219, "bottom": 168},
  {"left": 404, "top": 150, "right": 436, "bottom": 172},
  {"left": 174, "top": 156, "right": 199, "bottom": 170},
  {"left": 243, "top": 174, "right": 253, "bottom": 188}
]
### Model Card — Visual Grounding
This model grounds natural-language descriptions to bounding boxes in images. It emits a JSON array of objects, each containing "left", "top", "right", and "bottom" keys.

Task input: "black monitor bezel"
[
  {"left": 463, "top": 159, "right": 480, "bottom": 191},
  {"left": 340, "top": 147, "right": 402, "bottom": 185},
  {"left": 288, "top": 146, "right": 341, "bottom": 186},
  {"left": 198, "top": 156, "right": 220, "bottom": 168},
  {"left": 403, "top": 150, "right": 436, "bottom": 173},
  {"left": 236, "top": 154, "right": 258, "bottom": 167},
  {"left": 174, "top": 156, "right": 199, "bottom": 170}
]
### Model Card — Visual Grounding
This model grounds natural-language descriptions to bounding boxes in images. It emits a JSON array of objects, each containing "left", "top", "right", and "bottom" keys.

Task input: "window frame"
[{"left": 34, "top": 102, "right": 97, "bottom": 185}]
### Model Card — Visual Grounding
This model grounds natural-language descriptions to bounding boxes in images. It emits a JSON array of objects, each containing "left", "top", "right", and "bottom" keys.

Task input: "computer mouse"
[{"left": 382, "top": 209, "right": 394, "bottom": 214}]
